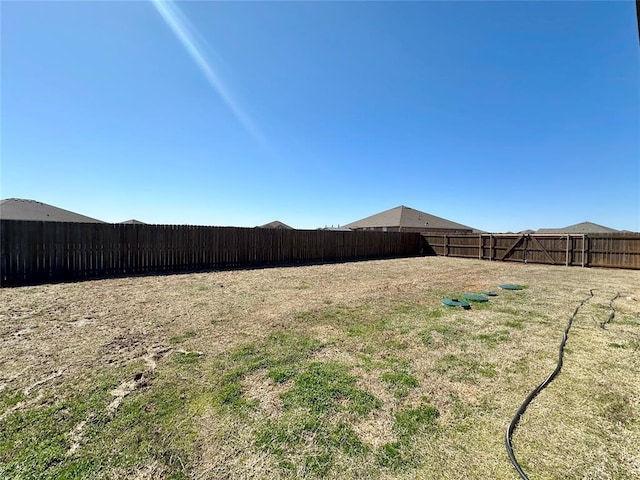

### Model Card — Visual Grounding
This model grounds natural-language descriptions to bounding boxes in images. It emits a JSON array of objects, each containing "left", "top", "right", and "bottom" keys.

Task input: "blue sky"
[{"left": 2, "top": 1, "right": 638, "bottom": 232}]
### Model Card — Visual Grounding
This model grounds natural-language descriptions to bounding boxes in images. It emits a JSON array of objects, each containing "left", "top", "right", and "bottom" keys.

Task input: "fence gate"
[
  {"left": 484, "top": 234, "right": 588, "bottom": 266},
  {"left": 422, "top": 232, "right": 638, "bottom": 269}
]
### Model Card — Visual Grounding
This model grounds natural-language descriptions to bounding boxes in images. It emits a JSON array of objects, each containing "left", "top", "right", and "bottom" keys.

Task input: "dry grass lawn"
[{"left": 1, "top": 256, "right": 638, "bottom": 479}]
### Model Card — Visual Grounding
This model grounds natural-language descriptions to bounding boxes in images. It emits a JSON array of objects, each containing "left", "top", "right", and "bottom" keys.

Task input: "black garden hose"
[
  {"left": 505, "top": 289, "right": 594, "bottom": 480},
  {"left": 600, "top": 293, "right": 620, "bottom": 329}
]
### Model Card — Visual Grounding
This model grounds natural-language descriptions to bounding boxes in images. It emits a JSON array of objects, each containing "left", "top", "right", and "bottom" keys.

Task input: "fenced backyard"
[
  {"left": 1, "top": 221, "right": 639, "bottom": 477},
  {"left": 0, "top": 220, "right": 422, "bottom": 286},
  {"left": 422, "top": 232, "right": 640, "bottom": 269},
  {"left": 2, "top": 221, "right": 639, "bottom": 286}
]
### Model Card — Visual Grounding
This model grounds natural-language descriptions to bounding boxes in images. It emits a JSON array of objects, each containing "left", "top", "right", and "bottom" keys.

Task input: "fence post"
[
  {"left": 584, "top": 235, "right": 590, "bottom": 267},
  {"left": 565, "top": 234, "right": 569, "bottom": 267},
  {"left": 490, "top": 234, "right": 493, "bottom": 261}
]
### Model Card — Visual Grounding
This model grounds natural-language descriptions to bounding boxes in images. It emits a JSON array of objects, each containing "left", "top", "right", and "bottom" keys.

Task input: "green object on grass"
[
  {"left": 499, "top": 284, "right": 523, "bottom": 290},
  {"left": 442, "top": 298, "right": 470, "bottom": 308},
  {"left": 481, "top": 290, "right": 498, "bottom": 296}
]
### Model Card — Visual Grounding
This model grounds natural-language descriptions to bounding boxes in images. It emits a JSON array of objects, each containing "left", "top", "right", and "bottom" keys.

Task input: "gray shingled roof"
[
  {"left": 258, "top": 220, "right": 294, "bottom": 229},
  {"left": 0, "top": 198, "right": 105, "bottom": 223},
  {"left": 536, "top": 221, "right": 618, "bottom": 234},
  {"left": 343, "top": 205, "right": 474, "bottom": 231},
  {"left": 120, "top": 219, "right": 146, "bottom": 224}
]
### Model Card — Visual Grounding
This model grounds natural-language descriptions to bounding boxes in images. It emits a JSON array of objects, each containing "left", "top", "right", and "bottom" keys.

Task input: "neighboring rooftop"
[
  {"left": 258, "top": 220, "right": 294, "bottom": 229},
  {"left": 0, "top": 198, "right": 105, "bottom": 223},
  {"left": 536, "top": 221, "right": 619, "bottom": 234},
  {"left": 319, "top": 226, "right": 352, "bottom": 231},
  {"left": 120, "top": 219, "right": 146, "bottom": 224},
  {"left": 344, "top": 205, "right": 474, "bottom": 232}
]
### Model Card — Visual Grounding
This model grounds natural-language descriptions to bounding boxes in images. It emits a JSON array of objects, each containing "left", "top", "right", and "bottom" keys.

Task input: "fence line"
[
  {"left": 0, "top": 220, "right": 422, "bottom": 286},
  {"left": 422, "top": 233, "right": 640, "bottom": 269},
  {"left": 4, "top": 222, "right": 637, "bottom": 286}
]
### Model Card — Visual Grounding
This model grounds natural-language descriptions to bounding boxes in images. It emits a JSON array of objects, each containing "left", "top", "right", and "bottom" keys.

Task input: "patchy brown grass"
[{"left": 1, "top": 257, "right": 639, "bottom": 479}]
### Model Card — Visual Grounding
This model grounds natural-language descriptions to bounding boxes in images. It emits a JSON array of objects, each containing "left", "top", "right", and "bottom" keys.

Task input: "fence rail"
[
  {"left": 0, "top": 220, "right": 422, "bottom": 286},
  {"left": 422, "top": 233, "right": 640, "bottom": 269}
]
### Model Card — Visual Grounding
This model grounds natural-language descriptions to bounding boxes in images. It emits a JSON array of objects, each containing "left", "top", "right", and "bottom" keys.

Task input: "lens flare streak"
[{"left": 150, "top": 0, "right": 263, "bottom": 142}]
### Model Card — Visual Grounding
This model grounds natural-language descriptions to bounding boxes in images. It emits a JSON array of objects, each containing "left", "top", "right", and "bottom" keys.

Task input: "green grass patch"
[
  {"left": 375, "top": 396, "right": 439, "bottom": 471},
  {"left": 281, "top": 362, "right": 380, "bottom": 415},
  {"left": 267, "top": 365, "right": 298, "bottom": 384},
  {"left": 473, "top": 330, "right": 510, "bottom": 347},
  {"left": 169, "top": 331, "right": 197, "bottom": 345},
  {"left": 391, "top": 302, "right": 435, "bottom": 318},
  {"left": 172, "top": 351, "right": 202, "bottom": 365},
  {"left": 347, "top": 318, "right": 390, "bottom": 337},
  {"left": 294, "top": 303, "right": 426, "bottom": 339},
  {"left": 435, "top": 354, "right": 497, "bottom": 383},
  {"left": 419, "top": 322, "right": 466, "bottom": 347},
  {"left": 253, "top": 361, "right": 377, "bottom": 476},
  {"left": 425, "top": 308, "right": 446, "bottom": 319},
  {"left": 394, "top": 398, "right": 439, "bottom": 439},
  {"left": 502, "top": 318, "right": 525, "bottom": 329},
  {"left": 419, "top": 330, "right": 434, "bottom": 346},
  {"left": 212, "top": 332, "right": 323, "bottom": 394},
  {"left": 384, "top": 339, "right": 410, "bottom": 350},
  {"left": 209, "top": 332, "right": 325, "bottom": 416},
  {"left": 213, "top": 380, "right": 257, "bottom": 411},
  {"left": 494, "top": 304, "right": 543, "bottom": 324},
  {"left": 615, "top": 317, "right": 640, "bottom": 327},
  {"left": 376, "top": 441, "right": 405, "bottom": 470},
  {"left": 355, "top": 353, "right": 388, "bottom": 372},
  {"left": 0, "top": 354, "right": 207, "bottom": 480},
  {"left": 293, "top": 305, "right": 370, "bottom": 325},
  {"left": 1, "top": 371, "right": 124, "bottom": 479},
  {"left": 212, "top": 335, "right": 382, "bottom": 477},
  {"left": 381, "top": 369, "right": 419, "bottom": 398},
  {"left": 0, "top": 389, "right": 26, "bottom": 409},
  {"left": 304, "top": 451, "right": 333, "bottom": 477},
  {"left": 325, "top": 421, "right": 369, "bottom": 455}
]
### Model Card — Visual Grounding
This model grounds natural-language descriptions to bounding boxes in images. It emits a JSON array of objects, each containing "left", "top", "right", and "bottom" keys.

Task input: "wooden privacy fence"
[
  {"left": 422, "top": 233, "right": 640, "bottom": 269},
  {"left": 0, "top": 220, "right": 422, "bottom": 286}
]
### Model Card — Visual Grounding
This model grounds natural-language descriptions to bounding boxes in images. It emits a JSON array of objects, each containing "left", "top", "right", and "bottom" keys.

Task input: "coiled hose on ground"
[{"left": 504, "top": 289, "right": 595, "bottom": 480}]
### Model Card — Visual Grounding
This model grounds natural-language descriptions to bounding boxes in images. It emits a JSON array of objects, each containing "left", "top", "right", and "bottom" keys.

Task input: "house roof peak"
[
  {"left": 536, "top": 221, "right": 618, "bottom": 234},
  {"left": 0, "top": 198, "right": 105, "bottom": 223},
  {"left": 344, "top": 205, "right": 473, "bottom": 231}
]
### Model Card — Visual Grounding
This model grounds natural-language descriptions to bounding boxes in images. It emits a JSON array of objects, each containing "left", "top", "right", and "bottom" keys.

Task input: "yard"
[{"left": 1, "top": 256, "right": 638, "bottom": 479}]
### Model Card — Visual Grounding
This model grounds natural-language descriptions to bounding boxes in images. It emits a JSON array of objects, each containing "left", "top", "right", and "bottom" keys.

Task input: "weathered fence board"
[
  {"left": 0, "top": 220, "right": 422, "bottom": 286},
  {"left": 422, "top": 233, "right": 640, "bottom": 269}
]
